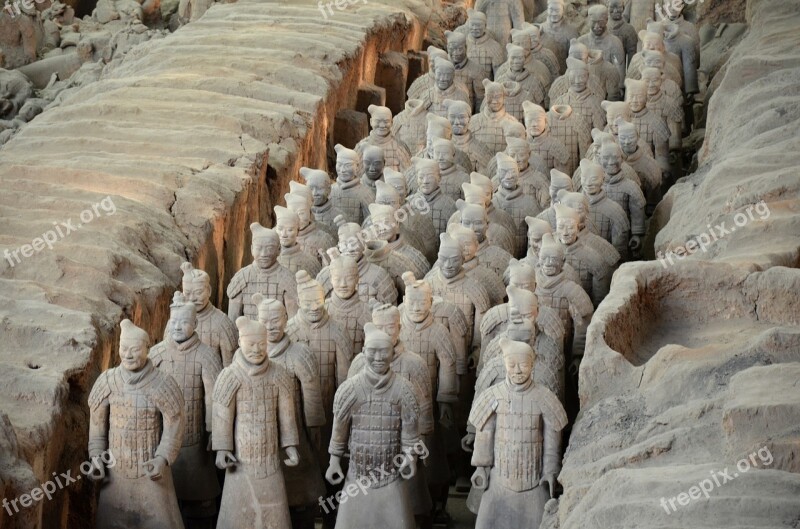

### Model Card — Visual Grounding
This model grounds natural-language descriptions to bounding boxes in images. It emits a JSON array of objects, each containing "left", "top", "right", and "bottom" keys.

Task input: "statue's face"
[
  {"left": 418, "top": 168, "right": 440, "bottom": 195},
  {"left": 364, "top": 343, "right": 393, "bottom": 375},
  {"left": 371, "top": 213, "right": 397, "bottom": 241},
  {"left": 582, "top": 173, "right": 604, "bottom": 195},
  {"left": 386, "top": 179, "right": 407, "bottom": 198},
  {"left": 120, "top": 338, "right": 148, "bottom": 372},
  {"left": 599, "top": 146, "right": 622, "bottom": 175},
  {"left": 556, "top": 218, "right": 579, "bottom": 245},
  {"left": 668, "top": 0, "right": 684, "bottom": 19},
  {"left": 499, "top": 167, "right": 519, "bottom": 191},
  {"left": 433, "top": 146, "right": 455, "bottom": 171},
  {"left": 469, "top": 19, "right": 486, "bottom": 39},
  {"left": 526, "top": 112, "right": 546, "bottom": 137},
  {"left": 168, "top": 307, "right": 196, "bottom": 343},
  {"left": 438, "top": 246, "right": 463, "bottom": 279},
  {"left": 508, "top": 145, "right": 530, "bottom": 171},
  {"left": 626, "top": 88, "right": 647, "bottom": 112},
  {"left": 509, "top": 52, "right": 525, "bottom": 72},
  {"left": 448, "top": 109, "right": 470, "bottom": 135},
  {"left": 363, "top": 153, "right": 385, "bottom": 182},
  {"left": 504, "top": 352, "right": 534, "bottom": 385},
  {"left": 308, "top": 179, "right": 331, "bottom": 206},
  {"left": 618, "top": 129, "right": 638, "bottom": 154},
  {"left": 562, "top": 196, "right": 587, "bottom": 222},
  {"left": 528, "top": 232, "right": 545, "bottom": 254},
  {"left": 461, "top": 210, "right": 487, "bottom": 241},
  {"left": 292, "top": 205, "right": 312, "bottom": 228},
  {"left": 276, "top": 219, "right": 299, "bottom": 248},
  {"left": 299, "top": 290, "right": 325, "bottom": 322},
  {"left": 252, "top": 239, "right": 279, "bottom": 269},
  {"left": 448, "top": 41, "right": 466, "bottom": 63},
  {"left": 540, "top": 248, "right": 565, "bottom": 276},
  {"left": 338, "top": 235, "right": 365, "bottom": 261},
  {"left": 435, "top": 68, "right": 454, "bottom": 91},
  {"left": 405, "top": 290, "right": 433, "bottom": 323},
  {"left": 608, "top": 0, "right": 623, "bottom": 20},
  {"left": 336, "top": 158, "right": 358, "bottom": 182},
  {"left": 512, "top": 33, "right": 532, "bottom": 52},
  {"left": 183, "top": 282, "right": 210, "bottom": 310},
  {"left": 458, "top": 235, "right": 478, "bottom": 261},
  {"left": 331, "top": 265, "right": 358, "bottom": 300},
  {"left": 486, "top": 90, "right": 504, "bottom": 112},
  {"left": 642, "top": 71, "right": 663, "bottom": 96},
  {"left": 373, "top": 313, "right": 401, "bottom": 345},
  {"left": 258, "top": 309, "right": 287, "bottom": 343},
  {"left": 240, "top": 332, "right": 268, "bottom": 365},
  {"left": 568, "top": 69, "right": 589, "bottom": 92},
  {"left": 643, "top": 35, "right": 663, "bottom": 52},
  {"left": 590, "top": 13, "right": 608, "bottom": 36},
  {"left": 510, "top": 271, "right": 534, "bottom": 291},
  {"left": 548, "top": 3, "right": 564, "bottom": 23},
  {"left": 371, "top": 116, "right": 392, "bottom": 136}
]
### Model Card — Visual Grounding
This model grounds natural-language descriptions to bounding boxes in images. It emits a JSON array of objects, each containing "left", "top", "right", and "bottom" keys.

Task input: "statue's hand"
[
  {"left": 325, "top": 456, "right": 344, "bottom": 485},
  {"left": 461, "top": 432, "right": 475, "bottom": 453},
  {"left": 215, "top": 450, "right": 238, "bottom": 470},
  {"left": 540, "top": 473, "right": 557, "bottom": 498},
  {"left": 398, "top": 453, "right": 417, "bottom": 480},
  {"left": 471, "top": 467, "right": 489, "bottom": 490},
  {"left": 142, "top": 455, "right": 168, "bottom": 481},
  {"left": 87, "top": 456, "right": 106, "bottom": 482},
  {"left": 284, "top": 446, "right": 300, "bottom": 467}
]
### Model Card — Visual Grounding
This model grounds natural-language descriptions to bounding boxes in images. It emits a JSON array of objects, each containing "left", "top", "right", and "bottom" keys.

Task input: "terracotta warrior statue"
[
  {"left": 501, "top": 255, "right": 539, "bottom": 291},
  {"left": 547, "top": 104, "right": 592, "bottom": 175},
  {"left": 625, "top": 78, "right": 670, "bottom": 172},
  {"left": 407, "top": 114, "right": 474, "bottom": 193},
  {"left": 507, "top": 216, "right": 554, "bottom": 278},
  {"left": 559, "top": 190, "right": 624, "bottom": 263},
  {"left": 471, "top": 80, "right": 521, "bottom": 156},
  {"left": 587, "top": 49, "right": 622, "bottom": 103},
  {"left": 408, "top": 46, "right": 448, "bottom": 101},
  {"left": 628, "top": 29, "right": 682, "bottom": 85},
  {"left": 251, "top": 295, "right": 326, "bottom": 529},
  {"left": 526, "top": 24, "right": 561, "bottom": 83},
  {"left": 392, "top": 99, "right": 430, "bottom": 154},
  {"left": 607, "top": 0, "right": 637, "bottom": 67},
  {"left": 88, "top": 319, "right": 185, "bottom": 529},
  {"left": 432, "top": 137, "right": 471, "bottom": 202},
  {"left": 360, "top": 145, "right": 385, "bottom": 201},
  {"left": 580, "top": 159, "right": 632, "bottom": 259},
  {"left": 422, "top": 57, "right": 472, "bottom": 118},
  {"left": 617, "top": 118, "right": 662, "bottom": 213},
  {"left": 445, "top": 99, "right": 493, "bottom": 173},
  {"left": 641, "top": 66, "right": 683, "bottom": 151},
  {"left": 465, "top": 9, "right": 505, "bottom": 80},
  {"left": 451, "top": 173, "right": 518, "bottom": 251},
  {"left": 496, "top": 29, "right": 554, "bottom": 94},
  {"left": 554, "top": 57, "right": 606, "bottom": 132},
  {"left": 523, "top": 101, "right": 570, "bottom": 174},
  {"left": 663, "top": 17, "right": 699, "bottom": 97},
  {"left": 496, "top": 43, "right": 546, "bottom": 108},
  {"left": 326, "top": 324, "right": 421, "bottom": 529},
  {"left": 601, "top": 100, "right": 654, "bottom": 158},
  {"left": 444, "top": 223, "right": 508, "bottom": 306},
  {"left": 474, "top": 0, "right": 525, "bottom": 46},
  {"left": 469, "top": 337, "right": 567, "bottom": 529},
  {"left": 446, "top": 30, "right": 486, "bottom": 112},
  {"left": 428, "top": 232, "right": 493, "bottom": 356},
  {"left": 484, "top": 120, "right": 548, "bottom": 185},
  {"left": 537, "top": 168, "right": 573, "bottom": 229},
  {"left": 503, "top": 136, "right": 550, "bottom": 211},
  {"left": 301, "top": 167, "right": 346, "bottom": 240},
  {"left": 150, "top": 293, "right": 222, "bottom": 528},
  {"left": 548, "top": 40, "right": 606, "bottom": 109},
  {"left": 276, "top": 205, "right": 322, "bottom": 277},
  {"left": 367, "top": 202, "right": 431, "bottom": 279},
  {"left": 213, "top": 317, "right": 299, "bottom": 529},
  {"left": 354, "top": 105, "right": 412, "bottom": 172},
  {"left": 331, "top": 144, "right": 373, "bottom": 225},
  {"left": 493, "top": 152, "right": 544, "bottom": 256},
  {"left": 623, "top": 0, "right": 656, "bottom": 32},
  {"left": 179, "top": 261, "right": 238, "bottom": 367},
  {"left": 285, "top": 184, "right": 338, "bottom": 264},
  {"left": 577, "top": 5, "right": 625, "bottom": 85},
  {"left": 411, "top": 158, "right": 458, "bottom": 236},
  {"left": 374, "top": 175, "right": 438, "bottom": 263},
  {"left": 554, "top": 203, "right": 619, "bottom": 306},
  {"left": 540, "top": 0, "right": 579, "bottom": 74},
  {"left": 458, "top": 199, "right": 514, "bottom": 279},
  {"left": 597, "top": 140, "right": 646, "bottom": 258},
  {"left": 227, "top": 222, "right": 298, "bottom": 320},
  {"left": 324, "top": 250, "right": 371, "bottom": 356},
  {"left": 479, "top": 283, "right": 539, "bottom": 357},
  {"left": 316, "top": 216, "right": 398, "bottom": 305}
]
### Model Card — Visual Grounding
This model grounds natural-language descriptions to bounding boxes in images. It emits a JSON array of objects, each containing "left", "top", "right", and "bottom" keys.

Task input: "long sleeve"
[
  {"left": 211, "top": 368, "right": 239, "bottom": 452},
  {"left": 628, "top": 185, "right": 647, "bottom": 236},
  {"left": 328, "top": 379, "right": 358, "bottom": 457},
  {"left": 277, "top": 371, "right": 299, "bottom": 449},
  {"left": 542, "top": 416, "right": 563, "bottom": 477},
  {"left": 335, "top": 332, "right": 354, "bottom": 388},
  {"left": 295, "top": 350, "right": 326, "bottom": 428},
  {"left": 435, "top": 333, "right": 459, "bottom": 404},
  {"left": 153, "top": 375, "right": 186, "bottom": 465},
  {"left": 202, "top": 351, "right": 223, "bottom": 433},
  {"left": 87, "top": 373, "right": 111, "bottom": 459},
  {"left": 471, "top": 414, "right": 496, "bottom": 468}
]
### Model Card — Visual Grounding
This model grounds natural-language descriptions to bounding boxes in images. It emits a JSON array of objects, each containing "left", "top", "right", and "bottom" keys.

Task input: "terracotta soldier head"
[
  {"left": 236, "top": 316, "right": 269, "bottom": 365},
  {"left": 641, "top": 49, "right": 667, "bottom": 71},
  {"left": 525, "top": 216, "right": 552, "bottom": 256},
  {"left": 368, "top": 105, "right": 393, "bottom": 138},
  {"left": 362, "top": 322, "right": 395, "bottom": 375},
  {"left": 119, "top": 319, "right": 150, "bottom": 372},
  {"left": 445, "top": 99, "right": 472, "bottom": 136},
  {"left": 426, "top": 114, "right": 452, "bottom": 156},
  {"left": 383, "top": 168, "right": 408, "bottom": 198},
  {"left": 549, "top": 169, "right": 574, "bottom": 205},
  {"left": 335, "top": 216, "right": 367, "bottom": 261},
  {"left": 445, "top": 30, "right": 468, "bottom": 65},
  {"left": 275, "top": 206, "right": 300, "bottom": 249},
  {"left": 555, "top": 203, "right": 582, "bottom": 246},
  {"left": 566, "top": 57, "right": 590, "bottom": 93},
  {"left": 500, "top": 336, "right": 535, "bottom": 386},
  {"left": 547, "top": 0, "right": 565, "bottom": 24},
  {"left": 506, "top": 137, "right": 531, "bottom": 173},
  {"left": 296, "top": 270, "right": 326, "bottom": 323},
  {"left": 508, "top": 284, "right": 538, "bottom": 322},
  {"left": 457, "top": 199, "right": 489, "bottom": 243},
  {"left": 434, "top": 57, "right": 456, "bottom": 91},
  {"left": 641, "top": 67, "right": 664, "bottom": 97},
  {"left": 616, "top": 118, "right": 639, "bottom": 155},
  {"left": 507, "top": 44, "right": 527, "bottom": 74},
  {"left": 251, "top": 295, "right": 287, "bottom": 343},
  {"left": 329, "top": 251, "right": 359, "bottom": 301},
  {"left": 483, "top": 80, "right": 506, "bottom": 113},
  {"left": 510, "top": 28, "right": 533, "bottom": 57},
  {"left": 371, "top": 304, "right": 402, "bottom": 346},
  {"left": 427, "top": 46, "right": 448, "bottom": 77},
  {"left": 401, "top": 272, "right": 434, "bottom": 324},
  {"left": 416, "top": 158, "right": 441, "bottom": 195},
  {"left": 507, "top": 259, "right": 537, "bottom": 291},
  {"left": 367, "top": 203, "right": 398, "bottom": 242},
  {"left": 639, "top": 30, "right": 665, "bottom": 53},
  {"left": 523, "top": 102, "right": 548, "bottom": 138},
  {"left": 447, "top": 223, "right": 479, "bottom": 262},
  {"left": 300, "top": 167, "right": 333, "bottom": 207},
  {"left": 608, "top": 0, "right": 624, "bottom": 21},
  {"left": 334, "top": 144, "right": 361, "bottom": 183},
  {"left": 167, "top": 291, "right": 197, "bottom": 344},
  {"left": 433, "top": 137, "right": 457, "bottom": 173},
  {"left": 588, "top": 4, "right": 609, "bottom": 37},
  {"left": 467, "top": 9, "right": 488, "bottom": 39},
  {"left": 496, "top": 152, "right": 520, "bottom": 191},
  {"left": 362, "top": 145, "right": 386, "bottom": 184},
  {"left": 438, "top": 232, "right": 464, "bottom": 279},
  {"left": 180, "top": 261, "right": 211, "bottom": 311},
  {"left": 568, "top": 39, "right": 589, "bottom": 62},
  {"left": 375, "top": 179, "right": 402, "bottom": 209},
  {"left": 580, "top": 159, "right": 605, "bottom": 196},
  {"left": 250, "top": 222, "right": 280, "bottom": 270},
  {"left": 285, "top": 191, "right": 313, "bottom": 231},
  {"left": 598, "top": 139, "right": 623, "bottom": 176},
  {"left": 539, "top": 232, "right": 566, "bottom": 276},
  {"left": 625, "top": 79, "right": 648, "bottom": 113},
  {"left": 468, "top": 172, "right": 495, "bottom": 207},
  {"left": 560, "top": 192, "right": 590, "bottom": 229}
]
